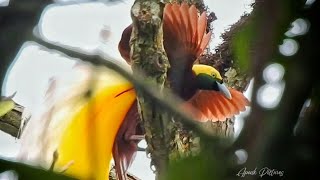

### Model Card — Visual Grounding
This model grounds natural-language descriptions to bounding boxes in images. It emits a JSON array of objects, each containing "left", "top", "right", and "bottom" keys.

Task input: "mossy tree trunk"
[{"left": 130, "top": 1, "right": 172, "bottom": 179}]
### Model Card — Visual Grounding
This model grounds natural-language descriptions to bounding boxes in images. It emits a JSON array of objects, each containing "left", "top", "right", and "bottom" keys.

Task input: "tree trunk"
[{"left": 130, "top": 1, "right": 171, "bottom": 179}]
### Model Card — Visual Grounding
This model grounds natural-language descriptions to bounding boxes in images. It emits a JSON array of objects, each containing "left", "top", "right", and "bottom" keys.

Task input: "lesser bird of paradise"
[{"left": 19, "top": 3, "right": 249, "bottom": 180}]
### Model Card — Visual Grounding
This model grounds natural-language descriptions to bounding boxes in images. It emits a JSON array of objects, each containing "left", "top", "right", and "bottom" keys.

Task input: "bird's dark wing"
[
  {"left": 118, "top": 24, "right": 132, "bottom": 64},
  {"left": 164, "top": 3, "right": 212, "bottom": 99}
]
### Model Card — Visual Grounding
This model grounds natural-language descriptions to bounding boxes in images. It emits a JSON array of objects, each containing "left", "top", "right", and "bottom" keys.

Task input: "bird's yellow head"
[
  {"left": 192, "top": 64, "right": 222, "bottom": 81},
  {"left": 192, "top": 64, "right": 231, "bottom": 99}
]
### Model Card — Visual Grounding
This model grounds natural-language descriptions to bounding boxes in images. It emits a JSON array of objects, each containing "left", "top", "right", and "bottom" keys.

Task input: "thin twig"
[{"left": 49, "top": 150, "right": 59, "bottom": 171}]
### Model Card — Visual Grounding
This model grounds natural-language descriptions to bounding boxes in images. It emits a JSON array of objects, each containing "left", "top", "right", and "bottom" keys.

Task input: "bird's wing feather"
[
  {"left": 187, "top": 89, "right": 249, "bottom": 122},
  {"left": 163, "top": 3, "right": 211, "bottom": 64},
  {"left": 119, "top": 3, "right": 211, "bottom": 66},
  {"left": 118, "top": 25, "right": 132, "bottom": 64}
]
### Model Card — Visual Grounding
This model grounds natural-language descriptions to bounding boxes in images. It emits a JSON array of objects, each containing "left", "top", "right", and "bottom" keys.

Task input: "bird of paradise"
[{"left": 19, "top": 3, "right": 249, "bottom": 180}]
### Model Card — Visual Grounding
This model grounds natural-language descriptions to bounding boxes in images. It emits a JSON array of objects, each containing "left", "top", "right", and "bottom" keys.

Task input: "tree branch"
[
  {"left": 0, "top": 158, "right": 75, "bottom": 180},
  {"left": 31, "top": 36, "right": 215, "bottom": 137},
  {"left": 0, "top": 102, "right": 23, "bottom": 138}
]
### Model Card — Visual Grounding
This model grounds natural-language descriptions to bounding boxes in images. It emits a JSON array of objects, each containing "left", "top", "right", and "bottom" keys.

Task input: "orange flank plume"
[{"left": 187, "top": 89, "right": 250, "bottom": 122}]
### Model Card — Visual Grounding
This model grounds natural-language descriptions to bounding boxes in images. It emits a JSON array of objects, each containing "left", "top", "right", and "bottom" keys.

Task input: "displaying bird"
[
  {"left": 18, "top": 2, "right": 249, "bottom": 180},
  {"left": 118, "top": 3, "right": 249, "bottom": 121},
  {"left": 116, "top": 3, "right": 249, "bottom": 180}
]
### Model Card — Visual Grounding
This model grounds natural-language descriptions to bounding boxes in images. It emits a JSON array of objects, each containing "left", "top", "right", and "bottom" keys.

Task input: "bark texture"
[
  {"left": 0, "top": 102, "right": 23, "bottom": 138},
  {"left": 130, "top": 0, "right": 172, "bottom": 179}
]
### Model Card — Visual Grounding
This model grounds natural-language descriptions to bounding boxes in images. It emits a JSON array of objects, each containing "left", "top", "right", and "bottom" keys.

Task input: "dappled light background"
[
  {"left": 255, "top": 13, "right": 311, "bottom": 110},
  {"left": 257, "top": 63, "right": 285, "bottom": 109},
  {"left": 1, "top": 0, "right": 255, "bottom": 179}
]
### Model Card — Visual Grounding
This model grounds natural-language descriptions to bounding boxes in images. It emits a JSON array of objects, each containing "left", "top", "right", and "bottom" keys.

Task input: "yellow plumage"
[
  {"left": 18, "top": 64, "right": 136, "bottom": 180},
  {"left": 55, "top": 85, "right": 135, "bottom": 179},
  {"left": 192, "top": 64, "right": 223, "bottom": 80}
]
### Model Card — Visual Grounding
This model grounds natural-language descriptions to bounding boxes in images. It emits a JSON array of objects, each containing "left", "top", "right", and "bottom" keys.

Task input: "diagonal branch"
[{"left": 30, "top": 37, "right": 215, "bottom": 138}]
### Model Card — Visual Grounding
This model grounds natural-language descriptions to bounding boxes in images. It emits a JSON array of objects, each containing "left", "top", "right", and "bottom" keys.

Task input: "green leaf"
[
  {"left": 167, "top": 151, "right": 224, "bottom": 180},
  {"left": 232, "top": 21, "right": 255, "bottom": 71},
  {"left": 0, "top": 100, "right": 15, "bottom": 117}
]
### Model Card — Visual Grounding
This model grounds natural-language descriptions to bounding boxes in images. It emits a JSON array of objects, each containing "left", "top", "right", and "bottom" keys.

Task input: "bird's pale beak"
[{"left": 217, "top": 82, "right": 232, "bottom": 99}]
